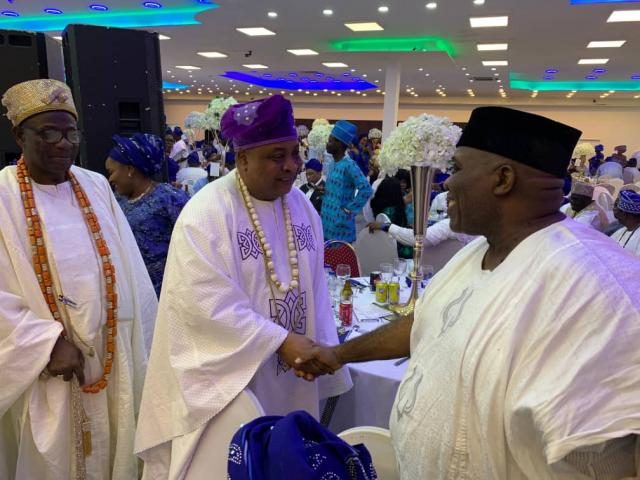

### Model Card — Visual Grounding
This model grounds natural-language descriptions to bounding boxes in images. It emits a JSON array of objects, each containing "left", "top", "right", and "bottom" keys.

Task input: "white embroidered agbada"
[
  {"left": 390, "top": 218, "right": 640, "bottom": 479},
  {"left": 612, "top": 226, "right": 640, "bottom": 256},
  {"left": 135, "top": 170, "right": 352, "bottom": 479},
  {"left": 0, "top": 165, "right": 157, "bottom": 480}
]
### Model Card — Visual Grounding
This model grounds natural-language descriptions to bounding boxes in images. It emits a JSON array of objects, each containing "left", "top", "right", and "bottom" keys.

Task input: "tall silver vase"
[{"left": 389, "top": 165, "right": 435, "bottom": 316}]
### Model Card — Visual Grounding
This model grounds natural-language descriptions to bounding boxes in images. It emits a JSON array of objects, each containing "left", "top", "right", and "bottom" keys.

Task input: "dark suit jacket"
[{"left": 300, "top": 180, "right": 325, "bottom": 214}]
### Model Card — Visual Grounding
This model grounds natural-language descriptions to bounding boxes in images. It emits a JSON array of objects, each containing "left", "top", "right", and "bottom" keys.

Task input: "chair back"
[
  {"left": 339, "top": 427, "right": 399, "bottom": 480},
  {"left": 593, "top": 186, "right": 615, "bottom": 228},
  {"left": 421, "top": 238, "right": 465, "bottom": 274},
  {"left": 355, "top": 228, "right": 398, "bottom": 276},
  {"left": 621, "top": 183, "right": 640, "bottom": 193},
  {"left": 185, "top": 389, "right": 264, "bottom": 479},
  {"left": 324, "top": 240, "right": 361, "bottom": 277},
  {"left": 601, "top": 178, "right": 624, "bottom": 199}
]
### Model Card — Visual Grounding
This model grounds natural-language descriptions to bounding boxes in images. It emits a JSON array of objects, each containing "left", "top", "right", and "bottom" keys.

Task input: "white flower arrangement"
[
  {"left": 378, "top": 114, "right": 462, "bottom": 175},
  {"left": 312, "top": 118, "right": 329, "bottom": 128},
  {"left": 307, "top": 123, "right": 334, "bottom": 153},
  {"left": 184, "top": 111, "right": 206, "bottom": 130},
  {"left": 573, "top": 142, "right": 595, "bottom": 159},
  {"left": 203, "top": 96, "right": 238, "bottom": 131}
]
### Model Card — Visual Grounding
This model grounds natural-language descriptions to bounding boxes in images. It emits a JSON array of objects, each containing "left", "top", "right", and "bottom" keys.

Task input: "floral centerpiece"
[
  {"left": 203, "top": 96, "right": 238, "bottom": 132},
  {"left": 307, "top": 122, "right": 334, "bottom": 157},
  {"left": 184, "top": 111, "right": 206, "bottom": 130},
  {"left": 378, "top": 114, "right": 461, "bottom": 315}
]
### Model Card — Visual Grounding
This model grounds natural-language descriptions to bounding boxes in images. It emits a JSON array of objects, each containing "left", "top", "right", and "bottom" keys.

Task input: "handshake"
[{"left": 278, "top": 333, "right": 342, "bottom": 381}]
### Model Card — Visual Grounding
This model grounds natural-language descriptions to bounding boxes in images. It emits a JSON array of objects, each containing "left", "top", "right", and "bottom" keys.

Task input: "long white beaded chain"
[{"left": 237, "top": 174, "right": 299, "bottom": 293}]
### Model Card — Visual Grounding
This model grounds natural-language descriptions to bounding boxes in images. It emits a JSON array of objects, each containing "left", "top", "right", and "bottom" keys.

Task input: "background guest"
[
  {"left": 176, "top": 151, "right": 207, "bottom": 196},
  {"left": 612, "top": 190, "right": 640, "bottom": 256},
  {"left": 105, "top": 133, "right": 189, "bottom": 295},
  {"left": 300, "top": 158, "right": 325, "bottom": 214}
]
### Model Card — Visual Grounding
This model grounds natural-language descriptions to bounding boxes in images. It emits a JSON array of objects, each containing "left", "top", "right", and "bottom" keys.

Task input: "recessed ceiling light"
[
  {"left": 592, "top": 68, "right": 607, "bottom": 74},
  {"left": 482, "top": 60, "right": 508, "bottom": 66},
  {"left": 477, "top": 43, "right": 508, "bottom": 51},
  {"left": 578, "top": 58, "right": 609, "bottom": 65},
  {"left": 344, "top": 22, "right": 384, "bottom": 31},
  {"left": 473, "top": 0, "right": 486, "bottom": 4},
  {"left": 267, "top": 11, "right": 278, "bottom": 18},
  {"left": 89, "top": 4, "right": 109, "bottom": 11},
  {"left": 44, "top": 8, "right": 63, "bottom": 14},
  {"left": 378, "top": 6, "right": 389, "bottom": 13},
  {"left": 470, "top": 16, "right": 509, "bottom": 28},
  {"left": 607, "top": 10, "right": 640, "bottom": 23},
  {"left": 585, "top": 75, "right": 598, "bottom": 80},
  {"left": 176, "top": 65, "right": 201, "bottom": 70},
  {"left": 631, "top": 74, "right": 640, "bottom": 80},
  {"left": 323, "top": 9, "right": 334, "bottom": 16},
  {"left": 236, "top": 27, "right": 276, "bottom": 36},
  {"left": 323, "top": 62, "right": 349, "bottom": 68},
  {"left": 1, "top": 10, "right": 19, "bottom": 16},
  {"left": 587, "top": 40, "right": 626, "bottom": 48},
  {"left": 143, "top": 2, "right": 162, "bottom": 8},
  {"left": 287, "top": 49, "right": 319, "bottom": 56},
  {"left": 243, "top": 64, "right": 269, "bottom": 69},
  {"left": 197, "top": 51, "right": 227, "bottom": 58},
  {"left": 426, "top": 2, "right": 438, "bottom": 9}
]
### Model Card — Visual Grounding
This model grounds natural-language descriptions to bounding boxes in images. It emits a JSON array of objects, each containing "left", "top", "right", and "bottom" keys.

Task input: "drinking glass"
[
  {"left": 423, "top": 264, "right": 435, "bottom": 281},
  {"left": 336, "top": 264, "right": 351, "bottom": 282},
  {"left": 393, "top": 258, "right": 407, "bottom": 277},
  {"left": 380, "top": 263, "right": 393, "bottom": 282}
]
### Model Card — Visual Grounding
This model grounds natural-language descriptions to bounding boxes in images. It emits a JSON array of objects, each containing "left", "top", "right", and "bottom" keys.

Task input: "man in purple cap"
[
  {"left": 295, "top": 107, "right": 640, "bottom": 478},
  {"left": 321, "top": 120, "right": 373, "bottom": 242},
  {"left": 135, "top": 95, "right": 351, "bottom": 477}
]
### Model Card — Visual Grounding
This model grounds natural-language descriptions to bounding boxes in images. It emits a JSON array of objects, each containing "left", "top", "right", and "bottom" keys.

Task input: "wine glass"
[
  {"left": 380, "top": 263, "right": 393, "bottom": 283},
  {"left": 423, "top": 264, "right": 435, "bottom": 281},
  {"left": 336, "top": 264, "right": 351, "bottom": 283},
  {"left": 393, "top": 258, "right": 407, "bottom": 278}
]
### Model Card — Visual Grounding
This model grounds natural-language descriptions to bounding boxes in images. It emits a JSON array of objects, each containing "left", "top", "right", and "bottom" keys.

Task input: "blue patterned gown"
[
  {"left": 118, "top": 183, "right": 189, "bottom": 296},
  {"left": 321, "top": 155, "right": 373, "bottom": 242}
]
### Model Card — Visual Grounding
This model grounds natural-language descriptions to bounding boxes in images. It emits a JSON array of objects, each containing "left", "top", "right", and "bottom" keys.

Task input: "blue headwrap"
[
  {"left": 618, "top": 189, "right": 640, "bottom": 215},
  {"left": 228, "top": 411, "right": 376, "bottom": 480},
  {"left": 109, "top": 133, "right": 164, "bottom": 178},
  {"left": 173, "top": 126, "right": 183, "bottom": 138}
]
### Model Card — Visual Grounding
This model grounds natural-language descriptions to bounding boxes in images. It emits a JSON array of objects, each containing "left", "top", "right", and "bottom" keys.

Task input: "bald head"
[{"left": 445, "top": 147, "right": 565, "bottom": 237}]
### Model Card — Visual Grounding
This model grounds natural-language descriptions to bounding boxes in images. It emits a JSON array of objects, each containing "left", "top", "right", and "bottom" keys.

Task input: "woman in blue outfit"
[{"left": 105, "top": 133, "right": 189, "bottom": 296}]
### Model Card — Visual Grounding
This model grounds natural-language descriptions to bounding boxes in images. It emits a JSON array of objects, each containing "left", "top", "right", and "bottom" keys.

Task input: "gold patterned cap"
[
  {"left": 571, "top": 177, "right": 595, "bottom": 197},
  {"left": 2, "top": 79, "right": 78, "bottom": 127}
]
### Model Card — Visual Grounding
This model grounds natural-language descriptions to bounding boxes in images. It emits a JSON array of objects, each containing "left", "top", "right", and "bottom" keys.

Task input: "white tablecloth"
[{"left": 327, "top": 278, "right": 412, "bottom": 433}]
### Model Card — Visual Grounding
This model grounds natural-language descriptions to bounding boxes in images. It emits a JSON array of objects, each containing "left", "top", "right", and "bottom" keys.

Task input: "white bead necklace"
[{"left": 237, "top": 174, "right": 299, "bottom": 293}]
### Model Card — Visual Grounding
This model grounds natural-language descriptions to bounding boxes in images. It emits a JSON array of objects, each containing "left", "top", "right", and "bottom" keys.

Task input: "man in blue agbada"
[{"left": 321, "top": 120, "right": 373, "bottom": 242}]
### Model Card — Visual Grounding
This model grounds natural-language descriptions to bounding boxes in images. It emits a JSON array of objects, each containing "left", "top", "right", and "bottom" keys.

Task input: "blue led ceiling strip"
[
  {"left": 163, "top": 81, "right": 188, "bottom": 90},
  {"left": 510, "top": 73, "right": 640, "bottom": 91},
  {"left": 570, "top": 0, "right": 640, "bottom": 4},
  {"left": 0, "top": 3, "right": 218, "bottom": 31},
  {"left": 220, "top": 71, "right": 378, "bottom": 91}
]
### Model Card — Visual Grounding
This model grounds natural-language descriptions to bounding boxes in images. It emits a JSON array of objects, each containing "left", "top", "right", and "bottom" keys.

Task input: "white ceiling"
[{"left": 6, "top": 0, "right": 640, "bottom": 102}]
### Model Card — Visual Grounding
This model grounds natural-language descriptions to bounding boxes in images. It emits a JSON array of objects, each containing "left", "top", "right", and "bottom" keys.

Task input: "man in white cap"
[
  {"left": 0, "top": 79, "right": 157, "bottom": 479},
  {"left": 135, "top": 95, "right": 351, "bottom": 478},
  {"left": 612, "top": 189, "right": 640, "bottom": 256},
  {"left": 560, "top": 178, "right": 605, "bottom": 231}
]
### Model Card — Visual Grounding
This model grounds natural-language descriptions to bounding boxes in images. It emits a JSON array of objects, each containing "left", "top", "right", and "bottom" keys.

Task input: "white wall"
[{"left": 164, "top": 97, "right": 640, "bottom": 155}]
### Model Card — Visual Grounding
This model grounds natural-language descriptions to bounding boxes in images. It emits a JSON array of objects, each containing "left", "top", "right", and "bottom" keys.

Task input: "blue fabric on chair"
[{"left": 228, "top": 410, "right": 377, "bottom": 480}]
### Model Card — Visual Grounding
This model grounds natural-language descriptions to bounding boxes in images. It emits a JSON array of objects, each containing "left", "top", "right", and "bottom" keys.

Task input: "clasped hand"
[{"left": 277, "top": 333, "right": 341, "bottom": 381}]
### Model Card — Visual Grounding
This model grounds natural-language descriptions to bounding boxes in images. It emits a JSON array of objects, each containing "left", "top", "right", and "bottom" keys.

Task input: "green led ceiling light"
[
  {"left": 0, "top": 4, "right": 218, "bottom": 31},
  {"left": 510, "top": 73, "right": 640, "bottom": 91},
  {"left": 330, "top": 36, "right": 457, "bottom": 56}
]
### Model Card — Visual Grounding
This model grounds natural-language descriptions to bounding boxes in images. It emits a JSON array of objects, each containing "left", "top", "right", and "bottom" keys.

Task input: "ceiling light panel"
[
  {"left": 482, "top": 60, "right": 509, "bottom": 66},
  {"left": 236, "top": 27, "right": 276, "bottom": 36},
  {"left": 470, "top": 16, "right": 509, "bottom": 27},
  {"left": 578, "top": 58, "right": 609, "bottom": 64},
  {"left": 477, "top": 43, "right": 508, "bottom": 51},
  {"left": 197, "top": 51, "right": 228, "bottom": 58},
  {"left": 344, "top": 22, "right": 384, "bottom": 31},
  {"left": 607, "top": 10, "right": 640, "bottom": 22},
  {"left": 287, "top": 49, "right": 319, "bottom": 56},
  {"left": 587, "top": 40, "right": 626, "bottom": 48},
  {"left": 323, "top": 62, "right": 349, "bottom": 68}
]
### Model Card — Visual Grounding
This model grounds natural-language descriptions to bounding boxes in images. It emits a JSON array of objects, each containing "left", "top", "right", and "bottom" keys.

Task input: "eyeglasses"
[{"left": 23, "top": 127, "right": 82, "bottom": 145}]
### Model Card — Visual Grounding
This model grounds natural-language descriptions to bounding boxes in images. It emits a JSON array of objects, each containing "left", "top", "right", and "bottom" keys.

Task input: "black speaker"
[
  {"left": 63, "top": 24, "right": 165, "bottom": 176},
  {"left": 0, "top": 30, "right": 64, "bottom": 169}
]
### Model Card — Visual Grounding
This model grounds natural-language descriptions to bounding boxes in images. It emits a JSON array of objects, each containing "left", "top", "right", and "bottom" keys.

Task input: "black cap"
[{"left": 457, "top": 107, "right": 582, "bottom": 178}]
